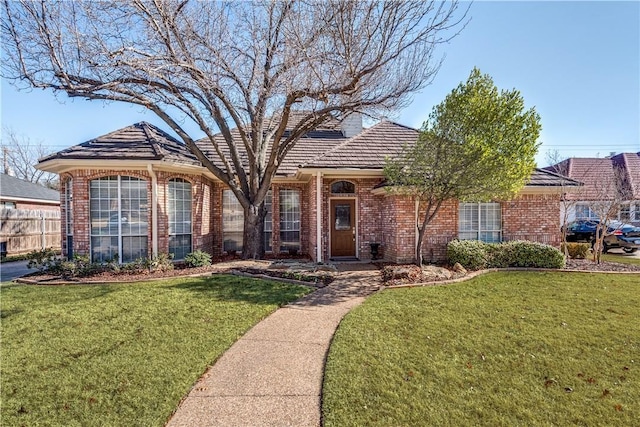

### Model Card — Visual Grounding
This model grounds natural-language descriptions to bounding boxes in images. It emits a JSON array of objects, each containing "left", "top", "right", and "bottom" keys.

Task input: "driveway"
[{"left": 0, "top": 260, "right": 33, "bottom": 283}]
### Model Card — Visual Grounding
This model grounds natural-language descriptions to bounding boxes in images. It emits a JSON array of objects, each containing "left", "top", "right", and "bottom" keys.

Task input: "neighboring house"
[
  {"left": 547, "top": 153, "right": 640, "bottom": 226},
  {"left": 0, "top": 174, "right": 61, "bottom": 256},
  {"left": 0, "top": 173, "right": 60, "bottom": 211},
  {"left": 37, "top": 116, "right": 575, "bottom": 264}
]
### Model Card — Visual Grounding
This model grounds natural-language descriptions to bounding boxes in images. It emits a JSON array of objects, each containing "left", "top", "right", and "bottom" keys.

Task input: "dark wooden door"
[{"left": 331, "top": 199, "right": 356, "bottom": 257}]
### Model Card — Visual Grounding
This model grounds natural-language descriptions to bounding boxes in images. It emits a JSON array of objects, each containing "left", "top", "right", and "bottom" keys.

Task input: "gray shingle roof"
[
  {"left": 305, "top": 120, "right": 419, "bottom": 169},
  {"left": 195, "top": 129, "right": 348, "bottom": 176},
  {"left": 0, "top": 174, "right": 60, "bottom": 202},
  {"left": 39, "top": 122, "right": 200, "bottom": 166},
  {"left": 527, "top": 168, "right": 582, "bottom": 187}
]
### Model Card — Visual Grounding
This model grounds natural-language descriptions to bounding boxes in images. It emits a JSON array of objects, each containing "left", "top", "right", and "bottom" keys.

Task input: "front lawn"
[
  {"left": 601, "top": 252, "right": 640, "bottom": 266},
  {"left": 1, "top": 275, "right": 310, "bottom": 426},
  {"left": 323, "top": 272, "right": 639, "bottom": 426}
]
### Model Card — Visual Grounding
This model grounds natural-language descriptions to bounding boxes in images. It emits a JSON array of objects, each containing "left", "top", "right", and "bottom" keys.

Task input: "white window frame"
[
  {"left": 222, "top": 189, "right": 243, "bottom": 252},
  {"left": 279, "top": 189, "right": 301, "bottom": 252},
  {"left": 90, "top": 176, "right": 148, "bottom": 263},
  {"left": 459, "top": 202, "right": 502, "bottom": 243},
  {"left": 168, "top": 178, "right": 192, "bottom": 260}
]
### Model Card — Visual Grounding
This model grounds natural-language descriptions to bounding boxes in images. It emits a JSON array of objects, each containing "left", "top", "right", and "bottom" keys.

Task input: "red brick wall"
[
  {"left": 14, "top": 202, "right": 59, "bottom": 211},
  {"left": 417, "top": 200, "right": 458, "bottom": 264},
  {"left": 502, "top": 194, "right": 561, "bottom": 246}
]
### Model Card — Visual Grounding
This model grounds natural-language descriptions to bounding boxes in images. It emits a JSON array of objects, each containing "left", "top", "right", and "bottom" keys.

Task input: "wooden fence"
[{"left": 0, "top": 208, "right": 61, "bottom": 256}]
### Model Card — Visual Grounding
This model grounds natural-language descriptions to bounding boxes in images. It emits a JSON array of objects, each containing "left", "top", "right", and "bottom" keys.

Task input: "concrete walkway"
[{"left": 167, "top": 263, "right": 381, "bottom": 427}]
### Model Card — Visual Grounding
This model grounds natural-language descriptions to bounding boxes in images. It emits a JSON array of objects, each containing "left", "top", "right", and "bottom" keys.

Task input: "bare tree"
[
  {"left": 545, "top": 149, "right": 585, "bottom": 255},
  {"left": 1, "top": 127, "right": 58, "bottom": 188},
  {"left": 1, "top": 0, "right": 467, "bottom": 258}
]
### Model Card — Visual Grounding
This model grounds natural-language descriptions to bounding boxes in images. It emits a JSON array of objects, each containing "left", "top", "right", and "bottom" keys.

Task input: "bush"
[
  {"left": 26, "top": 248, "right": 62, "bottom": 273},
  {"left": 505, "top": 241, "right": 566, "bottom": 269},
  {"left": 446, "top": 240, "right": 566, "bottom": 270},
  {"left": 184, "top": 250, "right": 212, "bottom": 268},
  {"left": 123, "top": 254, "right": 174, "bottom": 274},
  {"left": 446, "top": 240, "right": 489, "bottom": 271},
  {"left": 561, "top": 242, "right": 590, "bottom": 259}
]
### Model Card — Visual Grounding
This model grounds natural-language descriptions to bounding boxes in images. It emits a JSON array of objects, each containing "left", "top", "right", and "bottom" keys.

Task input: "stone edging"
[
  {"left": 386, "top": 267, "right": 640, "bottom": 289},
  {"left": 14, "top": 270, "right": 224, "bottom": 286}
]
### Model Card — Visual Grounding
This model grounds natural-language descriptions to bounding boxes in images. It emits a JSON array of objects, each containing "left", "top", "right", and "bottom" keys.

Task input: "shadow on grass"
[{"left": 166, "top": 274, "right": 311, "bottom": 306}]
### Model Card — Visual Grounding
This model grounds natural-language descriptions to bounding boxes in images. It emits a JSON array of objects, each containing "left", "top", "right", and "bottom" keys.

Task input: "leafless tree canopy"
[
  {"left": 1, "top": 127, "right": 58, "bottom": 188},
  {"left": 2, "top": 0, "right": 467, "bottom": 257}
]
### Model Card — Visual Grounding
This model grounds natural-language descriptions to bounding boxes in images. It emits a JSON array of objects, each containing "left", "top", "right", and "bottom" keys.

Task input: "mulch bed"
[{"left": 565, "top": 258, "right": 640, "bottom": 272}]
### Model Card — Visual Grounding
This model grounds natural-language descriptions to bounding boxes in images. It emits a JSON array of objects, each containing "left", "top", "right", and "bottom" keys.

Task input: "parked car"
[{"left": 562, "top": 220, "right": 640, "bottom": 253}]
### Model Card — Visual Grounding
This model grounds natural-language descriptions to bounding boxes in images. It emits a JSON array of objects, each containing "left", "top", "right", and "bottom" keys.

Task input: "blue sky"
[{"left": 1, "top": 1, "right": 638, "bottom": 167}]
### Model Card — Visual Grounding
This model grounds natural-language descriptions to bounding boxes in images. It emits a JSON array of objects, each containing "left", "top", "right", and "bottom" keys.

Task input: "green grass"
[
  {"left": 1, "top": 275, "right": 310, "bottom": 426},
  {"left": 600, "top": 252, "right": 640, "bottom": 266},
  {"left": 323, "top": 272, "right": 640, "bottom": 426}
]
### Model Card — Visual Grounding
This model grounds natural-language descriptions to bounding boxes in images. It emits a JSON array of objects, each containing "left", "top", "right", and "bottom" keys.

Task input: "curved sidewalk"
[{"left": 167, "top": 263, "right": 381, "bottom": 427}]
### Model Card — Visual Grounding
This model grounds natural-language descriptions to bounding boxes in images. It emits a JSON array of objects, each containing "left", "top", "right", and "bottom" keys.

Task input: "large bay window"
[
  {"left": 223, "top": 190, "right": 243, "bottom": 252},
  {"left": 168, "top": 178, "right": 192, "bottom": 260},
  {"left": 459, "top": 202, "right": 502, "bottom": 243},
  {"left": 279, "top": 189, "right": 300, "bottom": 251},
  {"left": 90, "top": 176, "right": 148, "bottom": 263}
]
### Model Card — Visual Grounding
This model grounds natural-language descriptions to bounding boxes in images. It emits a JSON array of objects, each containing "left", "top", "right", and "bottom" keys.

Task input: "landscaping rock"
[
  {"left": 452, "top": 262, "right": 467, "bottom": 274},
  {"left": 421, "top": 265, "right": 454, "bottom": 281},
  {"left": 316, "top": 263, "right": 338, "bottom": 272}
]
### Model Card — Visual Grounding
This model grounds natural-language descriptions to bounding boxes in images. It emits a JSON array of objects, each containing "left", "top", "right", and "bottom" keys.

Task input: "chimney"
[{"left": 341, "top": 112, "right": 363, "bottom": 138}]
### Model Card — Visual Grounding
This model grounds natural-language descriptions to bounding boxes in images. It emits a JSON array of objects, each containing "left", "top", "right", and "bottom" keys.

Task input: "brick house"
[
  {"left": 547, "top": 154, "right": 640, "bottom": 226},
  {"left": 37, "top": 116, "right": 575, "bottom": 264}
]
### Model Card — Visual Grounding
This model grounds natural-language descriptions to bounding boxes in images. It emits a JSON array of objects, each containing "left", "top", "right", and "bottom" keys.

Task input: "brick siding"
[{"left": 58, "top": 168, "right": 561, "bottom": 264}]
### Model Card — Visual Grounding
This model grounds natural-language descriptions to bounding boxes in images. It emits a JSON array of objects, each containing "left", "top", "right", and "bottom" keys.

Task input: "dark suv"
[{"left": 563, "top": 220, "right": 640, "bottom": 253}]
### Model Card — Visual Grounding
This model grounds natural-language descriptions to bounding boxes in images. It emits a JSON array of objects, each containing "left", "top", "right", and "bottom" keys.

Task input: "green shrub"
[
  {"left": 561, "top": 242, "right": 590, "bottom": 259},
  {"left": 26, "top": 248, "right": 62, "bottom": 273},
  {"left": 184, "top": 250, "right": 212, "bottom": 268},
  {"left": 506, "top": 240, "right": 566, "bottom": 269},
  {"left": 446, "top": 240, "right": 488, "bottom": 271},
  {"left": 122, "top": 254, "right": 174, "bottom": 274},
  {"left": 447, "top": 240, "right": 566, "bottom": 270}
]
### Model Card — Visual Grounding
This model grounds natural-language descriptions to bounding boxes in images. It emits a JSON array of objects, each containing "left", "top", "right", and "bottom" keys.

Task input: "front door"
[{"left": 331, "top": 199, "right": 356, "bottom": 257}]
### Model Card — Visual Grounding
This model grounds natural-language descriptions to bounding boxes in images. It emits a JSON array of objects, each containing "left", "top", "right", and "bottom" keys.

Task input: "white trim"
[
  {"left": 147, "top": 164, "right": 158, "bottom": 258},
  {"left": 0, "top": 196, "right": 60, "bottom": 205},
  {"left": 316, "top": 171, "right": 323, "bottom": 262}
]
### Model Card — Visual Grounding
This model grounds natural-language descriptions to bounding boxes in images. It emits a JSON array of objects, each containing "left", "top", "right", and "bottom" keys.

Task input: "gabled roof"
[
  {"left": 38, "top": 122, "right": 200, "bottom": 166},
  {"left": 304, "top": 120, "right": 419, "bottom": 169},
  {"left": 546, "top": 153, "right": 640, "bottom": 200},
  {"left": 0, "top": 174, "right": 60, "bottom": 203}
]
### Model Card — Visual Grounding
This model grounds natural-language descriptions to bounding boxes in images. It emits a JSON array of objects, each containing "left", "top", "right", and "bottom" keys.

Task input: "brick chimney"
[{"left": 340, "top": 113, "right": 363, "bottom": 138}]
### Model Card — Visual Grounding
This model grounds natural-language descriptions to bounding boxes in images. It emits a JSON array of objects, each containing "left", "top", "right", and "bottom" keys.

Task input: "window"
[
  {"left": 90, "top": 176, "right": 148, "bottom": 263},
  {"left": 0, "top": 201, "right": 16, "bottom": 209},
  {"left": 64, "top": 178, "right": 73, "bottom": 259},
  {"left": 331, "top": 180, "right": 355, "bottom": 194},
  {"left": 223, "top": 190, "right": 243, "bottom": 252},
  {"left": 264, "top": 191, "right": 273, "bottom": 252},
  {"left": 279, "top": 189, "right": 300, "bottom": 251},
  {"left": 575, "top": 203, "right": 598, "bottom": 220},
  {"left": 459, "top": 202, "right": 502, "bottom": 243},
  {"left": 633, "top": 203, "right": 640, "bottom": 222},
  {"left": 619, "top": 203, "right": 631, "bottom": 222},
  {"left": 168, "top": 179, "right": 192, "bottom": 260}
]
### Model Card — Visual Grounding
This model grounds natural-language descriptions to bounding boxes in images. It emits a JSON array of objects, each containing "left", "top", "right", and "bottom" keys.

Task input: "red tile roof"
[{"left": 546, "top": 153, "right": 640, "bottom": 200}]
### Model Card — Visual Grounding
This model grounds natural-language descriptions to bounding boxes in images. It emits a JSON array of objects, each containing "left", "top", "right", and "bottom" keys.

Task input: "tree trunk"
[
  {"left": 242, "top": 203, "right": 266, "bottom": 260},
  {"left": 416, "top": 225, "right": 426, "bottom": 267}
]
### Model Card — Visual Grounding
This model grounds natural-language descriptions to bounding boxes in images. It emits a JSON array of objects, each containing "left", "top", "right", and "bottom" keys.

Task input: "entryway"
[{"left": 330, "top": 199, "right": 356, "bottom": 258}]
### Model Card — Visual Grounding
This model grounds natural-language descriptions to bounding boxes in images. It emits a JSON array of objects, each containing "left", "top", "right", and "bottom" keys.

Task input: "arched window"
[
  {"left": 331, "top": 180, "right": 355, "bottom": 194},
  {"left": 168, "top": 178, "right": 192, "bottom": 260},
  {"left": 90, "top": 176, "right": 148, "bottom": 263}
]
